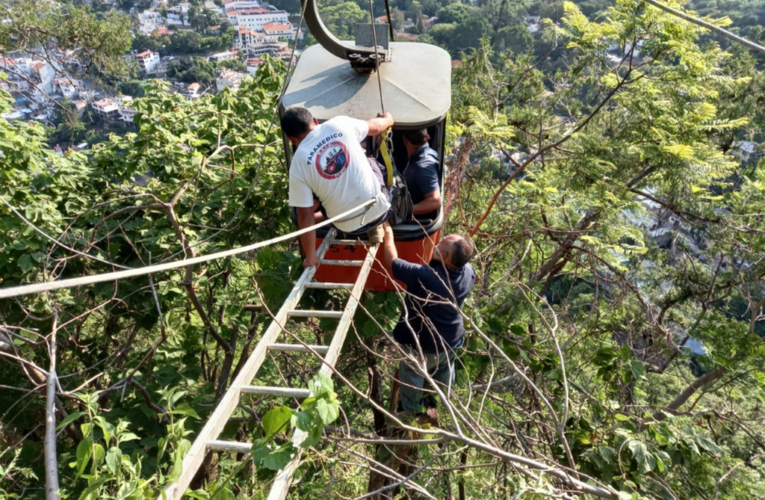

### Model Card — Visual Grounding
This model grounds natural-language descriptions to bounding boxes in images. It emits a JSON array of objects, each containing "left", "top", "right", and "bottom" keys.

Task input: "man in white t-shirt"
[{"left": 281, "top": 106, "right": 394, "bottom": 267}]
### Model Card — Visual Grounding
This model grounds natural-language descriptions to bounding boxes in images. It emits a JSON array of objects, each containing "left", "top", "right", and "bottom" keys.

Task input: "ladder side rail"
[
  {"left": 266, "top": 243, "right": 380, "bottom": 500},
  {"left": 161, "top": 229, "right": 337, "bottom": 500}
]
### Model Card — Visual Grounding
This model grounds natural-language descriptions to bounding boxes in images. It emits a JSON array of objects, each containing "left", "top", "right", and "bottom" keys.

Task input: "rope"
[
  {"left": 366, "top": 0, "right": 395, "bottom": 186},
  {"left": 368, "top": 0, "right": 385, "bottom": 114},
  {"left": 0, "top": 199, "right": 376, "bottom": 300},
  {"left": 383, "top": 0, "right": 394, "bottom": 40},
  {"left": 644, "top": 0, "right": 765, "bottom": 55},
  {"left": 0, "top": 196, "right": 131, "bottom": 270}
]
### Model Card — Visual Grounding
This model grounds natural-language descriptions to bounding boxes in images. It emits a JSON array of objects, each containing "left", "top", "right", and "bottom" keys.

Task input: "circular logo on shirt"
[{"left": 315, "top": 141, "right": 349, "bottom": 179}]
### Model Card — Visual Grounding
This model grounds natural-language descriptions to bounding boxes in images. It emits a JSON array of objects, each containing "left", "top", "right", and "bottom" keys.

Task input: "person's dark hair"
[
  {"left": 403, "top": 128, "right": 428, "bottom": 146},
  {"left": 450, "top": 236, "right": 475, "bottom": 268},
  {"left": 281, "top": 107, "right": 313, "bottom": 138}
]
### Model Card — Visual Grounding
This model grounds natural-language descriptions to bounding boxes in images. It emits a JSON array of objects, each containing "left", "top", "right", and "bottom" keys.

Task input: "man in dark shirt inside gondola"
[
  {"left": 381, "top": 223, "right": 476, "bottom": 417},
  {"left": 402, "top": 129, "right": 441, "bottom": 222}
]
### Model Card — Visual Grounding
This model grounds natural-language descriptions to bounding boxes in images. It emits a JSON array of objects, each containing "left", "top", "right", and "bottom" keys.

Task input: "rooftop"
[
  {"left": 136, "top": 50, "right": 153, "bottom": 58},
  {"left": 264, "top": 22, "right": 291, "bottom": 31},
  {"left": 93, "top": 98, "right": 116, "bottom": 107}
]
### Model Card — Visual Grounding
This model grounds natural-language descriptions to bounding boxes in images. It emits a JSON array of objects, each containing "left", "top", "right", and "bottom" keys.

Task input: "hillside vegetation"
[{"left": 2, "top": 0, "right": 765, "bottom": 499}]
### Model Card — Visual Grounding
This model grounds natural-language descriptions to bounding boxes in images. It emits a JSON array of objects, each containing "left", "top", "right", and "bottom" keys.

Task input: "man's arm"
[
  {"left": 382, "top": 221, "right": 397, "bottom": 270},
  {"left": 297, "top": 206, "right": 318, "bottom": 268},
  {"left": 366, "top": 112, "right": 394, "bottom": 137},
  {"left": 412, "top": 189, "right": 442, "bottom": 215}
]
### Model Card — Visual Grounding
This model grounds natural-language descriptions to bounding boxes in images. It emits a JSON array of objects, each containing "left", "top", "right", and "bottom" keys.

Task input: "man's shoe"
[
  {"left": 416, "top": 406, "right": 438, "bottom": 426},
  {"left": 422, "top": 394, "right": 437, "bottom": 409}
]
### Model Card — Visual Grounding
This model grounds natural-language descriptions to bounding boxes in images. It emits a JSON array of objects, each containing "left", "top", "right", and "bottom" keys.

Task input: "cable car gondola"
[{"left": 280, "top": 0, "right": 451, "bottom": 291}]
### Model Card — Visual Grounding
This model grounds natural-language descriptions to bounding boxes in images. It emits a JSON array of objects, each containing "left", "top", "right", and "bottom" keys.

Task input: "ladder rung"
[
  {"left": 268, "top": 344, "right": 329, "bottom": 354},
  {"left": 208, "top": 440, "right": 252, "bottom": 454},
  {"left": 319, "top": 259, "right": 364, "bottom": 267},
  {"left": 289, "top": 309, "right": 343, "bottom": 319},
  {"left": 241, "top": 386, "right": 311, "bottom": 398},
  {"left": 305, "top": 282, "right": 354, "bottom": 290},
  {"left": 331, "top": 239, "right": 367, "bottom": 246}
]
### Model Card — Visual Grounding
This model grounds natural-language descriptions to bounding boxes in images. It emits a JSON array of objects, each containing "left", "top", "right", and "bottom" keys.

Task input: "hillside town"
[
  {"left": 0, "top": 0, "right": 564, "bottom": 152},
  {"left": 0, "top": 0, "right": 309, "bottom": 148}
]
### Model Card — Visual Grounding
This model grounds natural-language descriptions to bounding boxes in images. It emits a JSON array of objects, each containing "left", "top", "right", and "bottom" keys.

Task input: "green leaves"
[
  {"left": 314, "top": 398, "right": 339, "bottom": 425},
  {"left": 262, "top": 406, "right": 292, "bottom": 438},
  {"left": 252, "top": 440, "right": 295, "bottom": 471}
]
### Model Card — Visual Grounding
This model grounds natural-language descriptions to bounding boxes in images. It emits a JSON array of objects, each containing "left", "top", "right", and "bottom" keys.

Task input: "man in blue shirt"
[
  {"left": 381, "top": 223, "right": 477, "bottom": 416},
  {"left": 402, "top": 129, "right": 441, "bottom": 221}
]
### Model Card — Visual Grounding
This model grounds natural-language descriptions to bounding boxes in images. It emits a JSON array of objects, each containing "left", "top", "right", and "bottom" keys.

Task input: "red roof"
[
  {"left": 247, "top": 58, "right": 263, "bottom": 65},
  {"left": 93, "top": 98, "right": 115, "bottom": 107},
  {"left": 136, "top": 50, "right": 152, "bottom": 58},
  {"left": 154, "top": 27, "right": 171, "bottom": 36},
  {"left": 32, "top": 62, "right": 46, "bottom": 71},
  {"left": 264, "top": 22, "right": 291, "bottom": 31}
]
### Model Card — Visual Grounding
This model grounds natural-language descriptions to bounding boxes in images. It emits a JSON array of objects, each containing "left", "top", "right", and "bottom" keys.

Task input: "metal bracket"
[{"left": 301, "top": 0, "right": 392, "bottom": 72}]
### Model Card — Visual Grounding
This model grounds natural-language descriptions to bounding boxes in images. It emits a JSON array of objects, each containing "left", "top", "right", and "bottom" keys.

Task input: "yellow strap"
[{"left": 379, "top": 129, "right": 394, "bottom": 186}]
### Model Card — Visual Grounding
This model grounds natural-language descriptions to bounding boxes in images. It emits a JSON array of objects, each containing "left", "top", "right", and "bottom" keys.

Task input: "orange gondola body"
[{"left": 279, "top": 14, "right": 451, "bottom": 290}]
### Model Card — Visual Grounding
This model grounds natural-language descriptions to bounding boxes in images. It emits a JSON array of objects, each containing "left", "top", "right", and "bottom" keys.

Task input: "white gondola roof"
[{"left": 282, "top": 42, "right": 451, "bottom": 128}]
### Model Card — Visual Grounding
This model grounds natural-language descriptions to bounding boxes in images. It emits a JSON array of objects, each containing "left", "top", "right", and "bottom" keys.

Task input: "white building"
[
  {"left": 119, "top": 99, "right": 138, "bottom": 123},
  {"left": 246, "top": 41, "right": 283, "bottom": 57},
  {"left": 185, "top": 82, "right": 203, "bottom": 100},
  {"left": 28, "top": 61, "right": 56, "bottom": 96},
  {"left": 167, "top": 3, "right": 190, "bottom": 26},
  {"left": 208, "top": 51, "right": 237, "bottom": 62},
  {"left": 55, "top": 78, "right": 79, "bottom": 99},
  {"left": 139, "top": 10, "right": 163, "bottom": 24},
  {"left": 226, "top": 4, "right": 289, "bottom": 31},
  {"left": 136, "top": 50, "right": 161, "bottom": 75},
  {"left": 216, "top": 69, "right": 246, "bottom": 92},
  {"left": 92, "top": 98, "right": 121, "bottom": 121},
  {"left": 138, "top": 10, "right": 164, "bottom": 34},
  {"left": 263, "top": 21, "right": 294, "bottom": 41},
  {"left": 237, "top": 26, "right": 266, "bottom": 50}
]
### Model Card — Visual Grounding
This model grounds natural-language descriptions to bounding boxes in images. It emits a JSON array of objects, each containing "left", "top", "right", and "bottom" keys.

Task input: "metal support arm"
[{"left": 301, "top": 0, "right": 390, "bottom": 70}]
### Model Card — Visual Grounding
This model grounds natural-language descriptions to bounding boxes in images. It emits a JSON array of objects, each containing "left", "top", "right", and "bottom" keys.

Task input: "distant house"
[
  {"left": 216, "top": 69, "right": 246, "bottom": 92},
  {"left": 55, "top": 78, "right": 79, "bottom": 99},
  {"left": 263, "top": 21, "right": 294, "bottom": 41},
  {"left": 116, "top": 96, "right": 138, "bottom": 123},
  {"left": 92, "top": 98, "right": 121, "bottom": 121},
  {"left": 525, "top": 16, "right": 541, "bottom": 33},
  {"left": 246, "top": 41, "right": 282, "bottom": 57},
  {"left": 136, "top": 50, "right": 161, "bottom": 75},
  {"left": 209, "top": 51, "right": 236, "bottom": 62},
  {"left": 237, "top": 26, "right": 266, "bottom": 50},
  {"left": 226, "top": 2, "right": 289, "bottom": 31},
  {"left": 246, "top": 58, "right": 263, "bottom": 75},
  {"left": 185, "top": 82, "right": 203, "bottom": 100},
  {"left": 30, "top": 61, "right": 56, "bottom": 96},
  {"left": 167, "top": 4, "right": 190, "bottom": 25}
]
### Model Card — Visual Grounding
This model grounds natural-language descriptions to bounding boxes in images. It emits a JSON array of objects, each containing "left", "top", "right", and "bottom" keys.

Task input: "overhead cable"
[
  {"left": 644, "top": 0, "right": 765, "bottom": 55},
  {"left": 0, "top": 199, "right": 376, "bottom": 300}
]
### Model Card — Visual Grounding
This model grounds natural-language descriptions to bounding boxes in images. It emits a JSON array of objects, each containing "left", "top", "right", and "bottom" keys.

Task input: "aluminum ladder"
[{"left": 161, "top": 228, "right": 378, "bottom": 500}]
